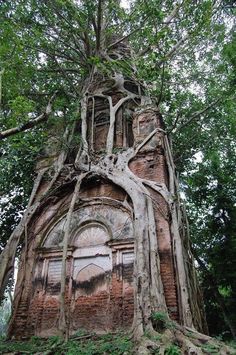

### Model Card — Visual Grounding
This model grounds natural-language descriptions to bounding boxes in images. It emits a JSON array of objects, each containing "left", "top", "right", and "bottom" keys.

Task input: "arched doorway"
[
  {"left": 70, "top": 222, "right": 112, "bottom": 332},
  {"left": 31, "top": 201, "right": 134, "bottom": 335}
]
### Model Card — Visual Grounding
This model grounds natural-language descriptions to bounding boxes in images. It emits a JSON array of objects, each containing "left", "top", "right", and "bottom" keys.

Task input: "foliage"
[
  {"left": 226, "top": 340, "right": 236, "bottom": 350},
  {"left": 151, "top": 312, "right": 176, "bottom": 331},
  {"left": 183, "top": 96, "right": 236, "bottom": 338},
  {"left": 0, "top": 332, "right": 133, "bottom": 355},
  {"left": 164, "top": 344, "right": 181, "bottom": 355},
  {"left": 201, "top": 342, "right": 220, "bottom": 354}
]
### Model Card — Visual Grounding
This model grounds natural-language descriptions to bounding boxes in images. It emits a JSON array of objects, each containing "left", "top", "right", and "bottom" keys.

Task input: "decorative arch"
[
  {"left": 42, "top": 216, "right": 66, "bottom": 248},
  {"left": 41, "top": 200, "right": 133, "bottom": 249},
  {"left": 71, "top": 221, "right": 110, "bottom": 248},
  {"left": 76, "top": 263, "right": 104, "bottom": 283}
]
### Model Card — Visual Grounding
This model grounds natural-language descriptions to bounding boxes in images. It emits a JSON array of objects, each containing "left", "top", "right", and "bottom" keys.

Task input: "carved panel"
[
  {"left": 73, "top": 255, "right": 111, "bottom": 296},
  {"left": 76, "top": 264, "right": 104, "bottom": 283},
  {"left": 73, "top": 224, "right": 109, "bottom": 248},
  {"left": 43, "top": 202, "right": 133, "bottom": 248},
  {"left": 122, "top": 251, "right": 134, "bottom": 284},
  {"left": 73, "top": 255, "right": 111, "bottom": 277},
  {"left": 46, "top": 260, "right": 62, "bottom": 294},
  {"left": 48, "top": 260, "right": 62, "bottom": 282},
  {"left": 122, "top": 252, "right": 134, "bottom": 265}
]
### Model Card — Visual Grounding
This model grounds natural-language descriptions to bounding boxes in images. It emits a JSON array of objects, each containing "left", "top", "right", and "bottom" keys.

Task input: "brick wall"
[
  {"left": 129, "top": 110, "right": 179, "bottom": 321},
  {"left": 9, "top": 110, "right": 179, "bottom": 338},
  {"left": 129, "top": 151, "right": 179, "bottom": 321}
]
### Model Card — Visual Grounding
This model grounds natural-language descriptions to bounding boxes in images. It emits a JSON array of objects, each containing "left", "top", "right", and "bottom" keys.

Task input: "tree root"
[{"left": 134, "top": 325, "right": 235, "bottom": 354}]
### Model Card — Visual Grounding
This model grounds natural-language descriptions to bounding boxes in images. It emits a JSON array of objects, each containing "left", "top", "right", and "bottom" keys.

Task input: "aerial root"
[
  {"left": 136, "top": 338, "right": 160, "bottom": 355},
  {"left": 134, "top": 325, "right": 235, "bottom": 354}
]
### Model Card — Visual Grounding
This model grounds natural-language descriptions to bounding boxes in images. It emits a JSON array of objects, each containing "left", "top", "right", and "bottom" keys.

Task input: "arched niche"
[
  {"left": 76, "top": 263, "right": 104, "bottom": 283},
  {"left": 42, "top": 218, "right": 66, "bottom": 248},
  {"left": 41, "top": 201, "right": 133, "bottom": 249},
  {"left": 71, "top": 222, "right": 109, "bottom": 248},
  {"left": 72, "top": 222, "right": 112, "bottom": 296},
  {"left": 74, "top": 263, "right": 109, "bottom": 295}
]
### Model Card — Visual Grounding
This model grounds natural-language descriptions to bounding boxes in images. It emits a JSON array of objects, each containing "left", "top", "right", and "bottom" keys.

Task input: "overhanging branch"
[
  {"left": 0, "top": 92, "right": 58, "bottom": 140},
  {"left": 173, "top": 97, "right": 221, "bottom": 133},
  {"left": 96, "top": 0, "right": 103, "bottom": 52},
  {"left": 156, "top": 34, "right": 189, "bottom": 67},
  {"left": 138, "top": 2, "right": 183, "bottom": 57}
]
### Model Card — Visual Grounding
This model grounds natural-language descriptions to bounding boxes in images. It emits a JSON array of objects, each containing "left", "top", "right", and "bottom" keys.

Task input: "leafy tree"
[{"left": 0, "top": 0, "right": 235, "bottom": 349}]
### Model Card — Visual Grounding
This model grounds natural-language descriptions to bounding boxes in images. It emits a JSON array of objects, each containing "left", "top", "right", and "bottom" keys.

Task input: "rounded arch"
[
  {"left": 71, "top": 221, "right": 110, "bottom": 248},
  {"left": 41, "top": 198, "right": 133, "bottom": 248},
  {"left": 42, "top": 216, "right": 66, "bottom": 248}
]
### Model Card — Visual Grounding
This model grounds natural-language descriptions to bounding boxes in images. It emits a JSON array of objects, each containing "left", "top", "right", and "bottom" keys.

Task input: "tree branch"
[
  {"left": 174, "top": 97, "right": 221, "bottom": 132},
  {"left": 138, "top": 2, "right": 183, "bottom": 56},
  {"left": 96, "top": 0, "right": 103, "bottom": 52},
  {"left": 156, "top": 34, "right": 189, "bottom": 67},
  {"left": 108, "top": 25, "right": 145, "bottom": 50},
  {"left": 0, "top": 68, "right": 5, "bottom": 108},
  {"left": 0, "top": 92, "right": 58, "bottom": 140},
  {"left": 156, "top": 63, "right": 165, "bottom": 107},
  {"left": 44, "top": 28, "right": 87, "bottom": 64},
  {"left": 83, "top": 30, "right": 92, "bottom": 57},
  {"left": 168, "top": 111, "right": 181, "bottom": 133},
  {"left": 53, "top": 57, "right": 80, "bottom": 95},
  {"left": 134, "top": 127, "right": 166, "bottom": 155}
]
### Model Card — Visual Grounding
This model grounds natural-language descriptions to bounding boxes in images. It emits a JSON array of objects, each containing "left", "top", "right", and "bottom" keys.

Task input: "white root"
[
  {"left": 80, "top": 94, "right": 89, "bottom": 160},
  {"left": 106, "top": 94, "right": 137, "bottom": 154},
  {"left": 0, "top": 168, "right": 47, "bottom": 302},
  {"left": 79, "top": 149, "right": 168, "bottom": 338},
  {"left": 0, "top": 123, "right": 74, "bottom": 303},
  {"left": 141, "top": 179, "right": 173, "bottom": 205},
  {"left": 59, "top": 173, "right": 87, "bottom": 339},
  {"left": 146, "top": 196, "right": 167, "bottom": 312},
  {"left": 134, "top": 127, "right": 166, "bottom": 156},
  {"left": 91, "top": 96, "right": 95, "bottom": 151},
  {"left": 164, "top": 135, "right": 193, "bottom": 328}
]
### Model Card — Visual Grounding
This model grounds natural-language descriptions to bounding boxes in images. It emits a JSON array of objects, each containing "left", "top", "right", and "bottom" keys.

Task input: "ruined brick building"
[
  {"left": 8, "top": 41, "right": 206, "bottom": 338},
  {"left": 10, "top": 113, "right": 179, "bottom": 337}
]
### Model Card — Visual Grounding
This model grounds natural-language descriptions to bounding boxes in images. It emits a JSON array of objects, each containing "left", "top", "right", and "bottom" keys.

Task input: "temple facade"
[
  {"left": 9, "top": 106, "right": 181, "bottom": 338},
  {"left": 8, "top": 33, "right": 207, "bottom": 334}
]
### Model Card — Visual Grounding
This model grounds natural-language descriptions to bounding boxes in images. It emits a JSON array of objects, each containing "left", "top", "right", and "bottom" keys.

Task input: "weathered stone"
[{"left": 8, "top": 109, "right": 189, "bottom": 338}]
